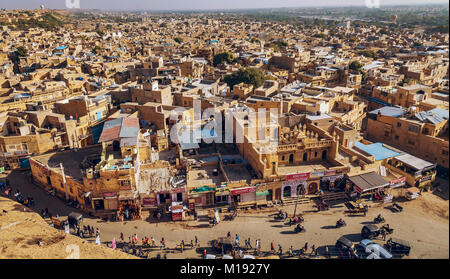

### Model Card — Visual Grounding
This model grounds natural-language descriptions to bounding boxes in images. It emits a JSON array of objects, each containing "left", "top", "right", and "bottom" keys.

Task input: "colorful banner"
[
  {"left": 389, "top": 177, "right": 406, "bottom": 185},
  {"left": 324, "top": 170, "right": 337, "bottom": 176},
  {"left": 310, "top": 171, "right": 325, "bottom": 178},
  {"left": 230, "top": 187, "right": 256, "bottom": 195},
  {"left": 286, "top": 172, "right": 310, "bottom": 181}
]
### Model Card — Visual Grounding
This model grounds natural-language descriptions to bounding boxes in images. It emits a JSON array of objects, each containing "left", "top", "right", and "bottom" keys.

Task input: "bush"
[{"left": 213, "top": 52, "right": 234, "bottom": 67}]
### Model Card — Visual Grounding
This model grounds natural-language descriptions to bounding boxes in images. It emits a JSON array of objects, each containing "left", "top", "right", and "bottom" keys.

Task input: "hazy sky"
[{"left": 0, "top": 0, "right": 448, "bottom": 11}]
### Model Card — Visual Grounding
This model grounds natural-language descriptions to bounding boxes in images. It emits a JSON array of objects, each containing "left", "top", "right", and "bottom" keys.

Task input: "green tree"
[
  {"left": 174, "top": 37, "right": 183, "bottom": 44},
  {"left": 16, "top": 46, "right": 28, "bottom": 58},
  {"left": 213, "top": 52, "right": 234, "bottom": 67},
  {"left": 223, "top": 67, "right": 267, "bottom": 89},
  {"left": 349, "top": 60, "right": 363, "bottom": 71}
]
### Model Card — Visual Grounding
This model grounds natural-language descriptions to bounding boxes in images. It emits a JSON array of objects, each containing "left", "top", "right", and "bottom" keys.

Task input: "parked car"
[
  {"left": 361, "top": 224, "right": 381, "bottom": 239},
  {"left": 405, "top": 187, "right": 420, "bottom": 200},
  {"left": 361, "top": 239, "right": 393, "bottom": 259},
  {"left": 385, "top": 238, "right": 411, "bottom": 257},
  {"left": 335, "top": 236, "right": 359, "bottom": 259}
]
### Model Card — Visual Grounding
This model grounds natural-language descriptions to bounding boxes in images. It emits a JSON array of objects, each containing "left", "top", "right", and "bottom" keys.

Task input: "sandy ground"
[
  {"left": 1, "top": 169, "right": 448, "bottom": 259},
  {"left": 0, "top": 196, "right": 137, "bottom": 259}
]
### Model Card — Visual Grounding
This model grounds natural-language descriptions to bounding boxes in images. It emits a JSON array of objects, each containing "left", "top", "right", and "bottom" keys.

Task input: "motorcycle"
[
  {"left": 273, "top": 213, "right": 286, "bottom": 220},
  {"left": 286, "top": 216, "right": 304, "bottom": 226},
  {"left": 381, "top": 224, "right": 394, "bottom": 234},
  {"left": 336, "top": 219, "right": 347, "bottom": 228},
  {"left": 374, "top": 215, "right": 385, "bottom": 224},
  {"left": 294, "top": 225, "right": 306, "bottom": 233}
]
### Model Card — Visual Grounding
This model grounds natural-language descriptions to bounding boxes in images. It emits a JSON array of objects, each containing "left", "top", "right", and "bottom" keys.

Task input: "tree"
[
  {"left": 349, "top": 60, "right": 363, "bottom": 71},
  {"left": 174, "top": 37, "right": 183, "bottom": 44},
  {"left": 16, "top": 46, "right": 28, "bottom": 58},
  {"left": 213, "top": 52, "right": 234, "bottom": 67},
  {"left": 223, "top": 67, "right": 267, "bottom": 89}
]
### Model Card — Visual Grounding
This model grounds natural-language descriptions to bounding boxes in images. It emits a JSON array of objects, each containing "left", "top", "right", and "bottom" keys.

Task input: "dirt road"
[{"left": 1, "top": 170, "right": 448, "bottom": 259}]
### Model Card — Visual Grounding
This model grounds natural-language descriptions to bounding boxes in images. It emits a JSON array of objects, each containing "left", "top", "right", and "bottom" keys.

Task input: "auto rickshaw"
[{"left": 68, "top": 212, "right": 83, "bottom": 228}]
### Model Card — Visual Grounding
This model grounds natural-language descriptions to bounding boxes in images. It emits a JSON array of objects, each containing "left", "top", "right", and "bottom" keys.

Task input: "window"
[
  {"left": 282, "top": 155, "right": 285, "bottom": 161},
  {"left": 120, "top": 180, "right": 130, "bottom": 187},
  {"left": 407, "top": 140, "right": 415, "bottom": 146},
  {"left": 442, "top": 150, "right": 449, "bottom": 156},
  {"left": 397, "top": 122, "right": 402, "bottom": 127},
  {"left": 384, "top": 131, "right": 390, "bottom": 137},
  {"left": 408, "top": 125, "right": 420, "bottom": 133},
  {"left": 395, "top": 135, "right": 399, "bottom": 140}
]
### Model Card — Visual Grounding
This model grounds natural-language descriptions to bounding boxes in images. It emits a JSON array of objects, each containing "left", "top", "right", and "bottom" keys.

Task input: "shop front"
[
  {"left": 189, "top": 186, "right": 216, "bottom": 208},
  {"left": 283, "top": 172, "right": 310, "bottom": 197},
  {"left": 170, "top": 201, "right": 186, "bottom": 221},
  {"left": 347, "top": 172, "right": 390, "bottom": 199},
  {"left": 320, "top": 171, "right": 345, "bottom": 191},
  {"left": 171, "top": 187, "right": 187, "bottom": 203},
  {"left": 230, "top": 186, "right": 256, "bottom": 205},
  {"left": 103, "top": 192, "right": 118, "bottom": 210},
  {"left": 118, "top": 191, "right": 140, "bottom": 220},
  {"left": 215, "top": 186, "right": 230, "bottom": 206}
]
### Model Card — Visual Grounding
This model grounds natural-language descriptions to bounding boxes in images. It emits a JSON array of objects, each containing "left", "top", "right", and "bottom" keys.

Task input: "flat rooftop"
[{"left": 32, "top": 146, "right": 102, "bottom": 182}]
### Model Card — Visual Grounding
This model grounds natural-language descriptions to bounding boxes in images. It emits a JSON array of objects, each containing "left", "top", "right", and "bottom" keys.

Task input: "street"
[{"left": 1, "top": 170, "right": 448, "bottom": 259}]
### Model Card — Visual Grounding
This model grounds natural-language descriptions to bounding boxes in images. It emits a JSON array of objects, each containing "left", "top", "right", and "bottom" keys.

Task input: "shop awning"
[
  {"left": 189, "top": 186, "right": 216, "bottom": 193},
  {"left": 118, "top": 191, "right": 137, "bottom": 201},
  {"left": 256, "top": 190, "right": 270, "bottom": 196},
  {"left": 348, "top": 172, "right": 389, "bottom": 194}
]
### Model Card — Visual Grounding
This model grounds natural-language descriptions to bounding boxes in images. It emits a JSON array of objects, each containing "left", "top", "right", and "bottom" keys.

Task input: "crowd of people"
[{"left": 117, "top": 201, "right": 141, "bottom": 221}]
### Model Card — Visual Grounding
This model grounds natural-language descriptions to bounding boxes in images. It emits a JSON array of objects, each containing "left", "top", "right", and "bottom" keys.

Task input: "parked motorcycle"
[
  {"left": 374, "top": 214, "right": 385, "bottom": 224},
  {"left": 294, "top": 225, "right": 306, "bottom": 233}
]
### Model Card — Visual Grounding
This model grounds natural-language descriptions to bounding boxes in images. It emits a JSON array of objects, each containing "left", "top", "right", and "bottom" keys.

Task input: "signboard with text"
[{"left": 286, "top": 172, "right": 310, "bottom": 181}]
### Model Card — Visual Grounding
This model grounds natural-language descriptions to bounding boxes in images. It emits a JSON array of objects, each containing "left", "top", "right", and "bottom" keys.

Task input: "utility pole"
[
  {"left": 60, "top": 163, "right": 69, "bottom": 201},
  {"left": 293, "top": 187, "right": 300, "bottom": 218}
]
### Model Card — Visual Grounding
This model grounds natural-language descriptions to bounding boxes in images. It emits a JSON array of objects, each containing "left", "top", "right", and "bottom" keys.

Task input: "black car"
[
  {"left": 361, "top": 224, "right": 380, "bottom": 239},
  {"left": 385, "top": 238, "right": 411, "bottom": 256}
]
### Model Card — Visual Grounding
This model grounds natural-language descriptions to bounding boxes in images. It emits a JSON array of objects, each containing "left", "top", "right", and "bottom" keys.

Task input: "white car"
[{"left": 361, "top": 239, "right": 393, "bottom": 259}]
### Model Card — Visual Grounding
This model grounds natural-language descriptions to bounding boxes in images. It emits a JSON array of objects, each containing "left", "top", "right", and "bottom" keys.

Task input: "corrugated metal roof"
[
  {"left": 354, "top": 142, "right": 400, "bottom": 161},
  {"left": 98, "top": 125, "right": 121, "bottom": 143},
  {"left": 369, "top": 106, "right": 406, "bottom": 117},
  {"left": 414, "top": 110, "right": 446, "bottom": 125},
  {"left": 349, "top": 172, "right": 389, "bottom": 193},
  {"left": 395, "top": 154, "right": 435, "bottom": 171},
  {"left": 99, "top": 117, "right": 139, "bottom": 142}
]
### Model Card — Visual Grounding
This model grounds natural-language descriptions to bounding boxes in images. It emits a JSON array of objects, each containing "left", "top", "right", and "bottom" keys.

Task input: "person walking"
[
  {"left": 278, "top": 244, "right": 283, "bottom": 256},
  {"left": 120, "top": 232, "right": 124, "bottom": 243},
  {"left": 195, "top": 235, "right": 199, "bottom": 247},
  {"left": 151, "top": 236, "right": 156, "bottom": 247},
  {"left": 381, "top": 228, "right": 386, "bottom": 241},
  {"left": 247, "top": 237, "right": 252, "bottom": 249},
  {"left": 235, "top": 234, "right": 239, "bottom": 247},
  {"left": 303, "top": 242, "right": 308, "bottom": 253},
  {"left": 311, "top": 245, "right": 316, "bottom": 256},
  {"left": 270, "top": 241, "right": 275, "bottom": 254},
  {"left": 203, "top": 249, "right": 207, "bottom": 259}
]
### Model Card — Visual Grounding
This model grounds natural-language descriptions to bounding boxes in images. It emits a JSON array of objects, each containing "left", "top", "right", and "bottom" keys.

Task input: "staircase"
[
  {"left": 281, "top": 196, "right": 311, "bottom": 206},
  {"left": 321, "top": 192, "right": 348, "bottom": 202}
]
